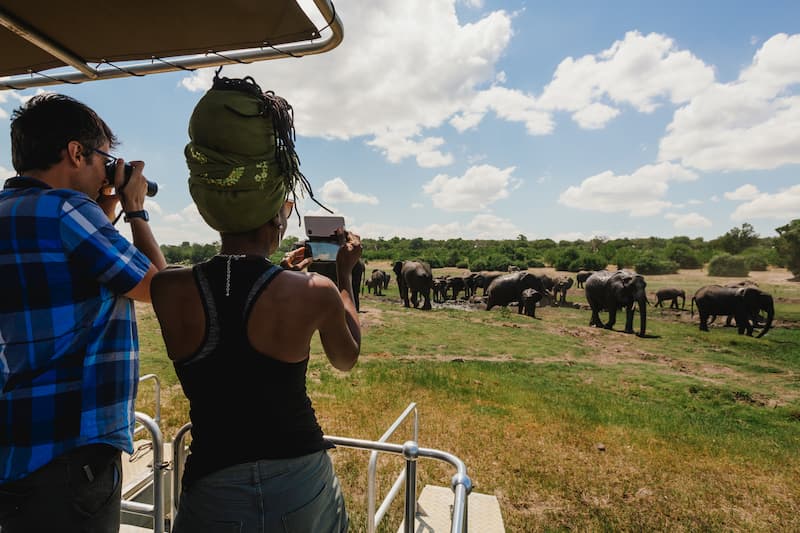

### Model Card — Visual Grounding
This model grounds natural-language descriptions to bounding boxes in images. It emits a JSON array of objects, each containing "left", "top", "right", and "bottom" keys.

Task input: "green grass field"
[{"left": 136, "top": 267, "right": 800, "bottom": 532}]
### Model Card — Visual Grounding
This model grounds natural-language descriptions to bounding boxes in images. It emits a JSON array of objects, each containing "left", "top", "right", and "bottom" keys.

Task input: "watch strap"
[{"left": 124, "top": 210, "right": 149, "bottom": 222}]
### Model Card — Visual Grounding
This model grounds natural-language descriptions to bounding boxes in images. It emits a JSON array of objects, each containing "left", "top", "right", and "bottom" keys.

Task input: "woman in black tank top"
[{"left": 151, "top": 75, "right": 362, "bottom": 533}]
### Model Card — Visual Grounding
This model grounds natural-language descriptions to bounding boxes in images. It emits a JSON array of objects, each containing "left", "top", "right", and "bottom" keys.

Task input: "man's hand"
[
  {"left": 281, "top": 247, "right": 313, "bottom": 271},
  {"left": 115, "top": 159, "right": 148, "bottom": 213},
  {"left": 96, "top": 186, "right": 120, "bottom": 223}
]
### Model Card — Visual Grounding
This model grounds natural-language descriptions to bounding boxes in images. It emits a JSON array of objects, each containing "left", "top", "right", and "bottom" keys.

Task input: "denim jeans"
[
  {"left": 0, "top": 444, "right": 122, "bottom": 533},
  {"left": 173, "top": 450, "right": 347, "bottom": 533}
]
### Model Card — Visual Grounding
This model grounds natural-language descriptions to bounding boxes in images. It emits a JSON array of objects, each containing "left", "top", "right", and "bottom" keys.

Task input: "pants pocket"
[{"left": 68, "top": 453, "right": 121, "bottom": 518}]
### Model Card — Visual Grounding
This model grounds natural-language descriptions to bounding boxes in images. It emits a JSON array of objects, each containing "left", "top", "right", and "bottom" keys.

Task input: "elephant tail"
[{"left": 691, "top": 297, "right": 696, "bottom": 317}]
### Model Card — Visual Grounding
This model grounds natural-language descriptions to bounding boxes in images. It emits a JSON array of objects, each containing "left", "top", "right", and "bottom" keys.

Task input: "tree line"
[{"left": 160, "top": 221, "right": 800, "bottom": 279}]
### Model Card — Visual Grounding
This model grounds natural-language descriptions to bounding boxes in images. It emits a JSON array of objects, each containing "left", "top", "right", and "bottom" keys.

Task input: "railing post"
[
  {"left": 172, "top": 423, "right": 193, "bottom": 521},
  {"left": 402, "top": 441, "right": 419, "bottom": 533},
  {"left": 121, "top": 412, "right": 165, "bottom": 533}
]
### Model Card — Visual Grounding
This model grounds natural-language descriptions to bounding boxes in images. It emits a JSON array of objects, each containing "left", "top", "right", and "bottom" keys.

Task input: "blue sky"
[{"left": 1, "top": 0, "right": 799, "bottom": 245}]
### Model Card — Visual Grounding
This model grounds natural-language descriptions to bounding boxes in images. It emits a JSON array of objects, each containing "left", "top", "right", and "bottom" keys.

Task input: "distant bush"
[
  {"left": 456, "top": 260, "right": 470, "bottom": 269},
  {"left": 525, "top": 258, "right": 546, "bottom": 268},
  {"left": 470, "top": 253, "right": 511, "bottom": 272},
  {"left": 707, "top": 253, "right": 749, "bottom": 277},
  {"left": 567, "top": 253, "right": 606, "bottom": 272},
  {"left": 745, "top": 256, "right": 768, "bottom": 271},
  {"left": 665, "top": 243, "right": 702, "bottom": 269},
  {"left": 634, "top": 254, "right": 679, "bottom": 275}
]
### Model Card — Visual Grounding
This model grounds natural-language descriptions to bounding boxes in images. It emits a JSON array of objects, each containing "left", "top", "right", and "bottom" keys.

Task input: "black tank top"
[{"left": 174, "top": 255, "right": 331, "bottom": 488}]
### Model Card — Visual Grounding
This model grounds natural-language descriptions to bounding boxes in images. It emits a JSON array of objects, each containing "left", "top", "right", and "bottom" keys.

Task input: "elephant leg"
[
  {"left": 605, "top": 310, "right": 616, "bottom": 330},
  {"left": 422, "top": 291, "right": 432, "bottom": 310},
  {"left": 589, "top": 310, "right": 603, "bottom": 328},
  {"left": 411, "top": 290, "right": 419, "bottom": 308},
  {"left": 699, "top": 313, "right": 709, "bottom": 331},
  {"left": 400, "top": 287, "right": 410, "bottom": 307},
  {"left": 624, "top": 307, "right": 635, "bottom": 333}
]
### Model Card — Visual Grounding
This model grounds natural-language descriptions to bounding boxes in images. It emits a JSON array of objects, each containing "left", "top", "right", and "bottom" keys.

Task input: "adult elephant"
[
  {"left": 475, "top": 271, "right": 504, "bottom": 296},
  {"left": 576, "top": 270, "right": 595, "bottom": 289},
  {"left": 485, "top": 272, "right": 545, "bottom": 313},
  {"left": 691, "top": 285, "right": 774, "bottom": 338},
  {"left": 585, "top": 270, "right": 648, "bottom": 337},
  {"left": 654, "top": 287, "right": 685, "bottom": 309},
  {"left": 393, "top": 260, "right": 433, "bottom": 310}
]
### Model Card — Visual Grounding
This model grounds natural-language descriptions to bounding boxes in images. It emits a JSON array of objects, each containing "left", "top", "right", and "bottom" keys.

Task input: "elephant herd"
[{"left": 367, "top": 262, "right": 774, "bottom": 339}]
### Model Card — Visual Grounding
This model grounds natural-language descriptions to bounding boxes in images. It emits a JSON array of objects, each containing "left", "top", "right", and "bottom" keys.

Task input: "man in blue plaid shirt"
[{"left": 0, "top": 94, "right": 167, "bottom": 532}]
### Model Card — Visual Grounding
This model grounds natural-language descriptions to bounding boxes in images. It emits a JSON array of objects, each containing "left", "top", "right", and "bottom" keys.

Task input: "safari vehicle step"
[{"left": 398, "top": 485, "right": 504, "bottom": 533}]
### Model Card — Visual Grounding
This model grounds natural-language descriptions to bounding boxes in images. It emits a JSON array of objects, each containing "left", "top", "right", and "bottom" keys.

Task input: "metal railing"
[
  {"left": 135, "top": 374, "right": 162, "bottom": 436},
  {"left": 172, "top": 423, "right": 193, "bottom": 520},
  {"left": 121, "top": 412, "right": 167, "bottom": 533},
  {"left": 170, "top": 414, "right": 471, "bottom": 533},
  {"left": 367, "top": 402, "right": 418, "bottom": 533},
  {"left": 325, "top": 436, "right": 472, "bottom": 533}
]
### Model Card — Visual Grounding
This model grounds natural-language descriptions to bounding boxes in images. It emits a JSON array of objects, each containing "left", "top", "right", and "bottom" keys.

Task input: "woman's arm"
[{"left": 317, "top": 232, "right": 362, "bottom": 370}]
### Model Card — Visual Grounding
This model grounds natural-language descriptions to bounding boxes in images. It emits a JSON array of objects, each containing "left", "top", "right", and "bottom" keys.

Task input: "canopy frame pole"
[{"left": 0, "top": 6, "right": 97, "bottom": 78}]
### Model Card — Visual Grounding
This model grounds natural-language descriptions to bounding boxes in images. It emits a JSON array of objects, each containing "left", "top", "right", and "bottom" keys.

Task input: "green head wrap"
[{"left": 186, "top": 73, "right": 313, "bottom": 233}]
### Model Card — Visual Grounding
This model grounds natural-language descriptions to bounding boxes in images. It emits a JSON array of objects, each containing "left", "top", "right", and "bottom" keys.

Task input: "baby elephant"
[
  {"left": 520, "top": 288, "right": 543, "bottom": 318},
  {"left": 655, "top": 287, "right": 685, "bottom": 309}
]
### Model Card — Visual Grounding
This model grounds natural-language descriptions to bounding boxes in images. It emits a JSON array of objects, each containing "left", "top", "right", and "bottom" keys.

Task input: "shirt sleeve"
[{"left": 59, "top": 194, "right": 151, "bottom": 295}]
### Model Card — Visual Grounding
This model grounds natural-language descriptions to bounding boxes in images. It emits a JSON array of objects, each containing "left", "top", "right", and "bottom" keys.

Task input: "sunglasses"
[{"left": 281, "top": 199, "right": 295, "bottom": 219}]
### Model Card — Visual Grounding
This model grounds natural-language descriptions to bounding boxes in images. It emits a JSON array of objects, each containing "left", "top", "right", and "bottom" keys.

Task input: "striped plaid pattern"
[{"left": 0, "top": 179, "right": 151, "bottom": 482}]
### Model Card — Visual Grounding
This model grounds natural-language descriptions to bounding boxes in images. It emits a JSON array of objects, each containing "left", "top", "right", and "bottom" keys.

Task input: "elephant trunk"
[
  {"left": 756, "top": 302, "right": 774, "bottom": 338},
  {"left": 638, "top": 297, "right": 647, "bottom": 337}
]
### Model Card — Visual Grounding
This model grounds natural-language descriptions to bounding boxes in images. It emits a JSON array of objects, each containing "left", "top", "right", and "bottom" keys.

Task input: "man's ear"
[{"left": 65, "top": 141, "right": 83, "bottom": 167}]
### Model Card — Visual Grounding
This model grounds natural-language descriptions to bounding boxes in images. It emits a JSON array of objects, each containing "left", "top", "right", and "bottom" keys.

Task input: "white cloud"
[
  {"left": 665, "top": 212, "right": 712, "bottom": 229},
  {"left": 571, "top": 103, "right": 620, "bottom": 130},
  {"left": 320, "top": 177, "right": 378, "bottom": 205},
  {"left": 0, "top": 165, "right": 12, "bottom": 178},
  {"left": 659, "top": 33, "right": 800, "bottom": 171},
  {"left": 687, "top": 199, "right": 703, "bottom": 205},
  {"left": 180, "top": 1, "right": 513, "bottom": 167},
  {"left": 351, "top": 213, "right": 519, "bottom": 239},
  {"left": 411, "top": 202, "right": 424, "bottom": 209},
  {"left": 422, "top": 164, "right": 518, "bottom": 212},
  {"left": 459, "top": 0, "right": 485, "bottom": 8},
  {"left": 711, "top": 195, "right": 720, "bottom": 202},
  {"left": 724, "top": 184, "right": 761, "bottom": 201},
  {"left": 449, "top": 85, "right": 554, "bottom": 135},
  {"left": 116, "top": 203, "right": 219, "bottom": 245},
  {"left": 537, "top": 31, "right": 714, "bottom": 129},
  {"left": 730, "top": 184, "right": 800, "bottom": 220},
  {"left": 0, "top": 108, "right": 7, "bottom": 120},
  {"left": 558, "top": 162, "right": 698, "bottom": 216}
]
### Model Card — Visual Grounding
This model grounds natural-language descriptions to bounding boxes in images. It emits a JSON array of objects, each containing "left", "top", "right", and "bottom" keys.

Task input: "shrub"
[
  {"left": 567, "top": 253, "right": 606, "bottom": 272},
  {"left": 634, "top": 254, "right": 679, "bottom": 275},
  {"left": 665, "top": 243, "right": 702, "bottom": 269},
  {"left": 707, "top": 253, "right": 749, "bottom": 277},
  {"left": 745, "top": 256, "right": 768, "bottom": 271},
  {"left": 525, "top": 258, "right": 545, "bottom": 268}
]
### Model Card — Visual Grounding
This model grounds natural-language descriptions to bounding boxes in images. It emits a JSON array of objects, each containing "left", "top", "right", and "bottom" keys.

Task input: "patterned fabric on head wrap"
[{"left": 186, "top": 72, "right": 325, "bottom": 233}]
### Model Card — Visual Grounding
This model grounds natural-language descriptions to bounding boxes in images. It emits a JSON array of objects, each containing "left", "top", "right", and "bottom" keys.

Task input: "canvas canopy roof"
[{"left": 0, "top": 0, "right": 342, "bottom": 90}]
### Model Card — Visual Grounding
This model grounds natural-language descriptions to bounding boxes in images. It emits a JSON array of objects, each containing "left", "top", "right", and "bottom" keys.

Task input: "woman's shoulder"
[{"left": 152, "top": 265, "right": 195, "bottom": 296}]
